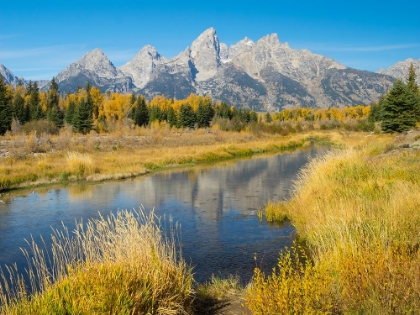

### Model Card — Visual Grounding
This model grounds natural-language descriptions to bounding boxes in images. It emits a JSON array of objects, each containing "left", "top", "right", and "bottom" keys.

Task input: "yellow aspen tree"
[{"left": 39, "top": 92, "right": 48, "bottom": 113}]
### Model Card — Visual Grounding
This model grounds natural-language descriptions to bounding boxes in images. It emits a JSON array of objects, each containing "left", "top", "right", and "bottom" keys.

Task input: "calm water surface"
[{"left": 0, "top": 145, "right": 327, "bottom": 283}]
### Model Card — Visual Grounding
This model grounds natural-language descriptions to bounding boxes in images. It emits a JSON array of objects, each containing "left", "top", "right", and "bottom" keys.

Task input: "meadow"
[
  {"left": 0, "top": 120, "right": 335, "bottom": 192},
  {"left": 247, "top": 130, "right": 420, "bottom": 314},
  {"left": 2, "top": 118, "right": 419, "bottom": 314}
]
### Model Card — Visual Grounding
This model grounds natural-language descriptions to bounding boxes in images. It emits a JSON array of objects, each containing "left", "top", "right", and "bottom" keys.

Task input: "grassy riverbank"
[
  {"left": 0, "top": 125, "right": 329, "bottom": 192},
  {"left": 247, "top": 131, "right": 420, "bottom": 314},
  {"left": 0, "top": 209, "right": 194, "bottom": 315}
]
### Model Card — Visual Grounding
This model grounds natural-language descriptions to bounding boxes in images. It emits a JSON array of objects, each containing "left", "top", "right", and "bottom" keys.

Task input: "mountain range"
[{"left": 1, "top": 28, "right": 420, "bottom": 111}]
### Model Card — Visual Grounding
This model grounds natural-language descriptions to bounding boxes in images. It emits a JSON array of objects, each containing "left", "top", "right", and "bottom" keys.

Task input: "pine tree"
[
  {"left": 381, "top": 79, "right": 416, "bottom": 133},
  {"left": 178, "top": 104, "right": 196, "bottom": 128},
  {"left": 133, "top": 95, "right": 149, "bottom": 127},
  {"left": 65, "top": 99, "right": 76, "bottom": 125},
  {"left": 407, "top": 63, "right": 419, "bottom": 94},
  {"left": 249, "top": 110, "right": 258, "bottom": 123},
  {"left": 167, "top": 106, "right": 177, "bottom": 127},
  {"left": 368, "top": 97, "right": 384, "bottom": 124},
  {"left": 196, "top": 102, "right": 214, "bottom": 128},
  {"left": 406, "top": 63, "right": 420, "bottom": 119},
  {"left": 265, "top": 112, "right": 272, "bottom": 123},
  {"left": 216, "top": 102, "right": 230, "bottom": 119},
  {"left": 28, "top": 81, "right": 43, "bottom": 120},
  {"left": 149, "top": 105, "right": 163, "bottom": 123},
  {"left": 46, "top": 78, "right": 64, "bottom": 128},
  {"left": 13, "top": 81, "right": 30, "bottom": 125},
  {"left": 73, "top": 98, "right": 93, "bottom": 134},
  {"left": 0, "top": 77, "right": 13, "bottom": 135}
]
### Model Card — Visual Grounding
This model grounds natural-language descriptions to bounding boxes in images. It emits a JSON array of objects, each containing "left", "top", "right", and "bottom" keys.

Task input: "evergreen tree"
[
  {"left": 130, "top": 92, "right": 136, "bottom": 106},
  {"left": 381, "top": 79, "right": 416, "bottom": 133},
  {"left": 216, "top": 102, "right": 230, "bottom": 119},
  {"left": 133, "top": 95, "right": 149, "bottom": 127},
  {"left": 13, "top": 81, "right": 30, "bottom": 125},
  {"left": 47, "top": 78, "right": 60, "bottom": 111},
  {"left": 47, "top": 107, "right": 65, "bottom": 128},
  {"left": 196, "top": 102, "right": 215, "bottom": 128},
  {"left": 178, "top": 104, "right": 196, "bottom": 128},
  {"left": 65, "top": 99, "right": 76, "bottom": 125},
  {"left": 149, "top": 105, "right": 164, "bottom": 122},
  {"left": 0, "top": 77, "right": 13, "bottom": 135},
  {"left": 167, "top": 106, "right": 177, "bottom": 127},
  {"left": 407, "top": 63, "right": 419, "bottom": 94},
  {"left": 249, "top": 110, "right": 258, "bottom": 123},
  {"left": 368, "top": 98, "right": 383, "bottom": 124},
  {"left": 406, "top": 63, "right": 420, "bottom": 119},
  {"left": 73, "top": 98, "right": 93, "bottom": 134},
  {"left": 85, "top": 82, "right": 94, "bottom": 118},
  {"left": 265, "top": 112, "right": 272, "bottom": 123},
  {"left": 28, "top": 81, "right": 43, "bottom": 120},
  {"left": 46, "top": 78, "right": 64, "bottom": 128}
]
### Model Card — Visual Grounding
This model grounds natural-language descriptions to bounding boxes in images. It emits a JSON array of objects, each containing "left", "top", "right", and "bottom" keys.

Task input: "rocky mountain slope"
[
  {"left": 129, "top": 28, "right": 394, "bottom": 111},
  {"left": 3, "top": 28, "right": 403, "bottom": 111},
  {"left": 378, "top": 58, "right": 420, "bottom": 80},
  {"left": 0, "top": 64, "right": 23, "bottom": 86},
  {"left": 55, "top": 48, "right": 134, "bottom": 93}
]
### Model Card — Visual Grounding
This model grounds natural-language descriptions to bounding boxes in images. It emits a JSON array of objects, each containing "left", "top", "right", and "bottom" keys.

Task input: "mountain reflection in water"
[{"left": 0, "top": 144, "right": 328, "bottom": 283}]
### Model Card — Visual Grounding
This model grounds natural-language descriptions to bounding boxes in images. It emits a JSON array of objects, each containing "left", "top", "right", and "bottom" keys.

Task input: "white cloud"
[
  {"left": 302, "top": 43, "right": 420, "bottom": 53},
  {"left": 333, "top": 44, "right": 420, "bottom": 52}
]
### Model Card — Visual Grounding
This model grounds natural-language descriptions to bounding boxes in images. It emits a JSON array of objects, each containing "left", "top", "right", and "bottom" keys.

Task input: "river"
[{"left": 0, "top": 144, "right": 327, "bottom": 283}]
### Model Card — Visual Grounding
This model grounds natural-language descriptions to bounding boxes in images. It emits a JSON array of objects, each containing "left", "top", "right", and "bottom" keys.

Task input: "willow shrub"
[
  {"left": 246, "top": 244, "right": 340, "bottom": 314},
  {"left": 248, "top": 138, "right": 420, "bottom": 314}
]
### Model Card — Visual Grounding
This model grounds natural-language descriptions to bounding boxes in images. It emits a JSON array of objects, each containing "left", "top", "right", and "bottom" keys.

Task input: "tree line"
[
  {"left": 1, "top": 65, "right": 419, "bottom": 136},
  {"left": 0, "top": 79, "right": 258, "bottom": 135}
]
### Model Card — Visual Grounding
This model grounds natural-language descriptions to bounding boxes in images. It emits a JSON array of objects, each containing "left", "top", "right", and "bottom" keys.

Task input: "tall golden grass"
[
  {"left": 0, "top": 126, "right": 316, "bottom": 191},
  {"left": 0, "top": 209, "right": 193, "bottom": 314},
  {"left": 66, "top": 151, "right": 96, "bottom": 177},
  {"left": 248, "top": 135, "right": 420, "bottom": 314}
]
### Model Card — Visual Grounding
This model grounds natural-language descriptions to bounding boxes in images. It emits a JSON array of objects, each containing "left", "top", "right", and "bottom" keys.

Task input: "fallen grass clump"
[
  {"left": 247, "top": 135, "right": 420, "bottom": 314},
  {"left": 195, "top": 274, "right": 242, "bottom": 301},
  {"left": 194, "top": 275, "right": 244, "bottom": 314},
  {"left": 0, "top": 209, "right": 194, "bottom": 315}
]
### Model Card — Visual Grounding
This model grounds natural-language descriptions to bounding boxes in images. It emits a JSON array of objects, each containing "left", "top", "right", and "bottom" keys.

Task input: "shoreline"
[{"left": 0, "top": 130, "right": 330, "bottom": 194}]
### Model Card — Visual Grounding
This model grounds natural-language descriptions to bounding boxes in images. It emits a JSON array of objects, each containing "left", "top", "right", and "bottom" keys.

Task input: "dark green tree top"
[
  {"left": 407, "top": 63, "right": 419, "bottom": 94},
  {"left": 381, "top": 79, "right": 417, "bottom": 133},
  {"left": 133, "top": 95, "right": 149, "bottom": 127},
  {"left": 73, "top": 98, "right": 93, "bottom": 134},
  {"left": 0, "top": 76, "right": 13, "bottom": 135}
]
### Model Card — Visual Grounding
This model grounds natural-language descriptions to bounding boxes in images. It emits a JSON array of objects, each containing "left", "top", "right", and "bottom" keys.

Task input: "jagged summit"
[
  {"left": 56, "top": 48, "right": 134, "bottom": 93},
  {"left": 190, "top": 27, "right": 222, "bottom": 81},
  {"left": 118, "top": 45, "right": 167, "bottom": 89},
  {"left": 71, "top": 48, "right": 119, "bottom": 77},
  {"left": 33, "top": 27, "right": 396, "bottom": 110},
  {"left": 228, "top": 37, "right": 255, "bottom": 59}
]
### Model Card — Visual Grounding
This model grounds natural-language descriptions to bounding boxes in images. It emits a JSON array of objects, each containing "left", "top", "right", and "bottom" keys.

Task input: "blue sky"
[{"left": 1, "top": 0, "right": 419, "bottom": 80}]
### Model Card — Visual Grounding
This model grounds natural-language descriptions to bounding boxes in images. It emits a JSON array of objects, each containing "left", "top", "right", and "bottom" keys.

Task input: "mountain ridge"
[{"left": 2, "top": 28, "right": 417, "bottom": 111}]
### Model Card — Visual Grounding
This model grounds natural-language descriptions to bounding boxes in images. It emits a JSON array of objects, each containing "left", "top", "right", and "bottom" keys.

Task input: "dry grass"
[
  {"left": 247, "top": 133, "right": 420, "bottom": 314},
  {"left": 66, "top": 151, "right": 96, "bottom": 177},
  {"left": 246, "top": 243, "right": 340, "bottom": 315},
  {"left": 0, "top": 208, "right": 194, "bottom": 315},
  {"left": 0, "top": 126, "right": 323, "bottom": 191}
]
